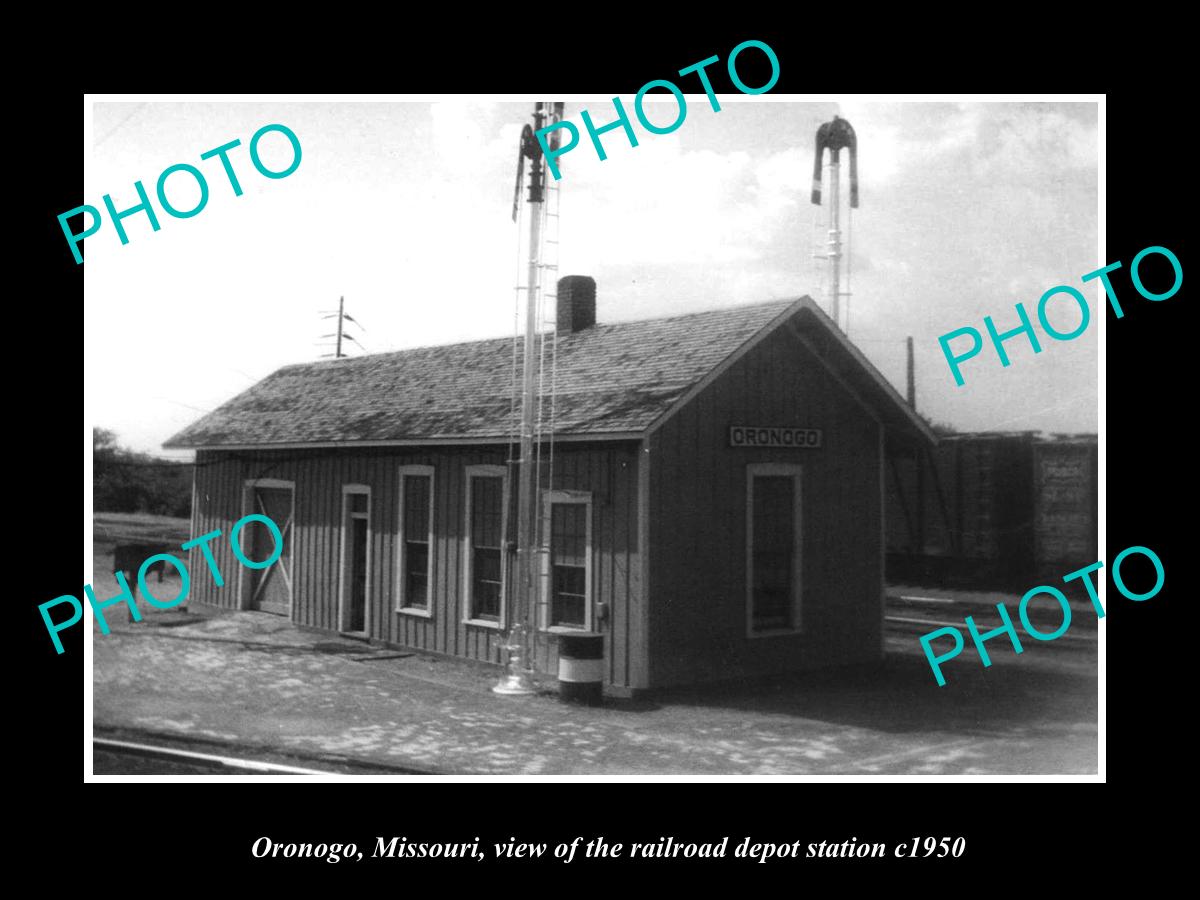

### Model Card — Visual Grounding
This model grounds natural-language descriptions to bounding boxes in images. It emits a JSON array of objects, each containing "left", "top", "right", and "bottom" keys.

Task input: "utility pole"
[
  {"left": 336, "top": 295, "right": 344, "bottom": 359},
  {"left": 907, "top": 336, "right": 916, "bottom": 407},
  {"left": 318, "top": 297, "right": 364, "bottom": 359},
  {"left": 906, "top": 334, "right": 925, "bottom": 553}
]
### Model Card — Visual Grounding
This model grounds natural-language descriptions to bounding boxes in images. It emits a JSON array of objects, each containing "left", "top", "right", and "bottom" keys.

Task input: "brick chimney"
[{"left": 556, "top": 275, "right": 596, "bottom": 333}]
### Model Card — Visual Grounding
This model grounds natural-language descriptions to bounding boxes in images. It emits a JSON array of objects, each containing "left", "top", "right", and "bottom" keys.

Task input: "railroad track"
[
  {"left": 885, "top": 594, "right": 1098, "bottom": 645},
  {"left": 94, "top": 737, "right": 335, "bottom": 774},
  {"left": 92, "top": 737, "right": 429, "bottom": 775}
]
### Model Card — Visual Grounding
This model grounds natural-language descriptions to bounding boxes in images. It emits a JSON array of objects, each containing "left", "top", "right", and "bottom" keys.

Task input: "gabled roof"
[
  {"left": 164, "top": 297, "right": 935, "bottom": 450},
  {"left": 779, "top": 298, "right": 936, "bottom": 451}
]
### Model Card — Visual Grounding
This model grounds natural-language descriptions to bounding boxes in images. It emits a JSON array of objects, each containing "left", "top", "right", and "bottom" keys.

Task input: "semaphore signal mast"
[
  {"left": 494, "top": 101, "right": 565, "bottom": 696},
  {"left": 811, "top": 114, "right": 859, "bottom": 333}
]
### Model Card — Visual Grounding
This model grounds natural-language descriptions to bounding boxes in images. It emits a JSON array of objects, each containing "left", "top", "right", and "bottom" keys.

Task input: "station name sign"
[{"left": 729, "top": 426, "right": 822, "bottom": 448}]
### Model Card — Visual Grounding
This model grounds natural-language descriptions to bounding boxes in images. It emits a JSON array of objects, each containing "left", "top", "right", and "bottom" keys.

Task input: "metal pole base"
[
  {"left": 493, "top": 624, "right": 537, "bottom": 696},
  {"left": 492, "top": 671, "right": 537, "bottom": 695}
]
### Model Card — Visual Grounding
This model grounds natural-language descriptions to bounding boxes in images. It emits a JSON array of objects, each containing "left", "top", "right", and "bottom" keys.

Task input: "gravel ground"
[{"left": 91, "top": 573, "right": 1098, "bottom": 775}]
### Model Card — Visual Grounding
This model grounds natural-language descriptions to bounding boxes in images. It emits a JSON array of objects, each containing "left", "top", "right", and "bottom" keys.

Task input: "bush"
[{"left": 94, "top": 427, "right": 192, "bottom": 517}]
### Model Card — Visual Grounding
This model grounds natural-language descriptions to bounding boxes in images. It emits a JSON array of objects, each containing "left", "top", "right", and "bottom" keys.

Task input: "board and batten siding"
[
  {"left": 645, "top": 318, "right": 884, "bottom": 688},
  {"left": 190, "top": 443, "right": 643, "bottom": 691}
]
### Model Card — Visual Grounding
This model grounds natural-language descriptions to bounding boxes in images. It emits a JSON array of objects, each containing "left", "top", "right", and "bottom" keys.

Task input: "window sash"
[
  {"left": 550, "top": 562, "right": 587, "bottom": 627},
  {"left": 464, "top": 467, "right": 508, "bottom": 625},
  {"left": 404, "top": 541, "right": 429, "bottom": 607},
  {"left": 472, "top": 547, "right": 502, "bottom": 619},
  {"left": 398, "top": 469, "right": 434, "bottom": 612},
  {"left": 542, "top": 493, "right": 592, "bottom": 631}
]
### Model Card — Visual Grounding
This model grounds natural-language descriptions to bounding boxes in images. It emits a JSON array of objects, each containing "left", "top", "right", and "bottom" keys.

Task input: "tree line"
[{"left": 94, "top": 428, "right": 192, "bottom": 518}]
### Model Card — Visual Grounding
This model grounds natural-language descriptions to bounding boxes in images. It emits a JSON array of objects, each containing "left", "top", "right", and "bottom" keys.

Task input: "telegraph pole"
[
  {"left": 336, "top": 295, "right": 344, "bottom": 359},
  {"left": 907, "top": 336, "right": 916, "bottom": 407},
  {"left": 318, "top": 297, "right": 364, "bottom": 359}
]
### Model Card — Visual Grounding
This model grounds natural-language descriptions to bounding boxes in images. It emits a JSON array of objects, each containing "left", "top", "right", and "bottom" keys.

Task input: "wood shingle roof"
[{"left": 165, "top": 300, "right": 798, "bottom": 448}]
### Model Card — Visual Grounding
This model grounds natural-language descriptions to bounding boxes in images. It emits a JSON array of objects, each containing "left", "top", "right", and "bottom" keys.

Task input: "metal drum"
[{"left": 557, "top": 632, "right": 604, "bottom": 706}]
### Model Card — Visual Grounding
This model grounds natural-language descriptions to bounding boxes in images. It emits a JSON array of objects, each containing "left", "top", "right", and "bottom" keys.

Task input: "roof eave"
[
  {"left": 644, "top": 297, "right": 811, "bottom": 438},
  {"left": 163, "top": 431, "right": 647, "bottom": 452},
  {"left": 790, "top": 298, "right": 938, "bottom": 447},
  {"left": 641, "top": 295, "right": 937, "bottom": 447}
]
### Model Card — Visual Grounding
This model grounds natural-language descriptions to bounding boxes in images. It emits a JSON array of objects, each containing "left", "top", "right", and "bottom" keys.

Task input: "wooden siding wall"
[
  {"left": 190, "top": 444, "right": 642, "bottom": 690},
  {"left": 647, "top": 323, "right": 884, "bottom": 688}
]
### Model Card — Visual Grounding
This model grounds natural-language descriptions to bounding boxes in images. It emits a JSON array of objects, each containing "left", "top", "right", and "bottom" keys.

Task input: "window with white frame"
[
  {"left": 543, "top": 491, "right": 592, "bottom": 630},
  {"left": 746, "top": 464, "right": 803, "bottom": 636},
  {"left": 464, "top": 465, "right": 507, "bottom": 625},
  {"left": 397, "top": 466, "right": 434, "bottom": 614}
]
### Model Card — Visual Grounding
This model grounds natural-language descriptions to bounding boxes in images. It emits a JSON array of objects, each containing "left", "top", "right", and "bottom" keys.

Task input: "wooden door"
[
  {"left": 248, "top": 486, "right": 294, "bottom": 616},
  {"left": 348, "top": 516, "right": 368, "bottom": 632},
  {"left": 340, "top": 489, "right": 370, "bottom": 634}
]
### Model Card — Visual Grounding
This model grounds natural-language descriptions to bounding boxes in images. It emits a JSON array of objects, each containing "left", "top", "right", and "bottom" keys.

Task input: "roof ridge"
[
  {"left": 277, "top": 297, "right": 802, "bottom": 372},
  {"left": 165, "top": 297, "right": 808, "bottom": 449}
]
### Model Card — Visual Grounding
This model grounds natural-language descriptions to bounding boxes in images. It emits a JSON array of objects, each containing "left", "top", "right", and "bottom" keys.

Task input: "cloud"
[{"left": 87, "top": 100, "right": 1099, "bottom": 453}]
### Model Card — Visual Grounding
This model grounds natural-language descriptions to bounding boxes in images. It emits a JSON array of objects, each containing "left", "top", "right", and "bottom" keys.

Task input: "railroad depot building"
[{"left": 165, "top": 277, "right": 934, "bottom": 695}]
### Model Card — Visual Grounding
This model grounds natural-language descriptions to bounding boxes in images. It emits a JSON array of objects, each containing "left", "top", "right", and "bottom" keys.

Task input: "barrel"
[{"left": 557, "top": 632, "right": 604, "bottom": 706}]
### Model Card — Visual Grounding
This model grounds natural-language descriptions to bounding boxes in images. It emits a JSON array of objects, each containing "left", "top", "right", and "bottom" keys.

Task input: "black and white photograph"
[{"left": 81, "top": 93, "right": 1102, "bottom": 779}]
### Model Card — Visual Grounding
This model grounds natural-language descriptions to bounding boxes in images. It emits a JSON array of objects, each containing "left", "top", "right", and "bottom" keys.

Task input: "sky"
[{"left": 85, "top": 98, "right": 1098, "bottom": 457}]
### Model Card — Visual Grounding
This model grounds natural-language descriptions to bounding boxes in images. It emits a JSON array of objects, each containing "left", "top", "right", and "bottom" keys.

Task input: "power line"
[{"left": 152, "top": 397, "right": 214, "bottom": 414}]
